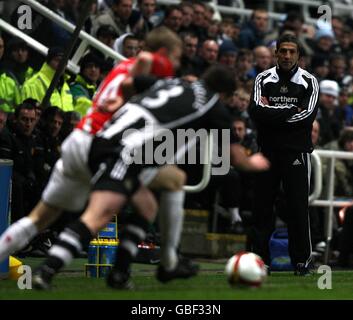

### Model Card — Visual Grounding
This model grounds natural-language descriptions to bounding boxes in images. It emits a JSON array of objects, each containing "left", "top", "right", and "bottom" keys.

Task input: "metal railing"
[
  {"left": 310, "top": 149, "right": 353, "bottom": 264},
  {"left": 183, "top": 133, "right": 214, "bottom": 193},
  {"left": 0, "top": 0, "right": 126, "bottom": 75}
]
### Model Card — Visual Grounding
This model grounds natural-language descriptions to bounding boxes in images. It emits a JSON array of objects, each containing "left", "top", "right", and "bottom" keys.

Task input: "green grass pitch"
[{"left": 0, "top": 257, "right": 352, "bottom": 300}]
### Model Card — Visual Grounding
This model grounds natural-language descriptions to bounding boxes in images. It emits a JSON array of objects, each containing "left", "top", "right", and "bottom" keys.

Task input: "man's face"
[
  {"left": 233, "top": 120, "right": 246, "bottom": 141},
  {"left": 11, "top": 47, "right": 29, "bottom": 64},
  {"left": 48, "top": 55, "right": 64, "bottom": 70},
  {"left": 122, "top": 39, "right": 139, "bottom": 58},
  {"left": 140, "top": 0, "right": 156, "bottom": 18},
  {"left": 255, "top": 47, "right": 272, "bottom": 70},
  {"left": 201, "top": 40, "right": 219, "bottom": 64},
  {"left": 113, "top": 0, "right": 132, "bottom": 22},
  {"left": 183, "top": 36, "right": 198, "bottom": 59},
  {"left": 219, "top": 53, "right": 237, "bottom": 69},
  {"left": 252, "top": 11, "right": 269, "bottom": 33},
  {"left": 49, "top": 114, "right": 64, "bottom": 137},
  {"left": 276, "top": 42, "right": 299, "bottom": 71},
  {"left": 164, "top": 9, "right": 183, "bottom": 33},
  {"left": 320, "top": 93, "right": 337, "bottom": 110},
  {"left": 330, "top": 59, "right": 346, "bottom": 79},
  {"left": 344, "top": 139, "right": 353, "bottom": 152},
  {"left": 82, "top": 63, "right": 101, "bottom": 83},
  {"left": 193, "top": 4, "right": 205, "bottom": 27},
  {"left": 16, "top": 108, "right": 36, "bottom": 136},
  {"left": 318, "top": 36, "right": 333, "bottom": 52},
  {"left": 181, "top": 5, "right": 194, "bottom": 27}
]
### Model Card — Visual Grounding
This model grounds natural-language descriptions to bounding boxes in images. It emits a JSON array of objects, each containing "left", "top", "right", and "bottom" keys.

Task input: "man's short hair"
[
  {"left": 202, "top": 65, "right": 236, "bottom": 96},
  {"left": 276, "top": 34, "right": 300, "bottom": 53}
]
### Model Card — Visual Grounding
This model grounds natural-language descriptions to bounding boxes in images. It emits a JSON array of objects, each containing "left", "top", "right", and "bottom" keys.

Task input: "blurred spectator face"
[
  {"left": 0, "top": 111, "right": 7, "bottom": 132},
  {"left": 236, "top": 53, "right": 254, "bottom": 74},
  {"left": 317, "top": 36, "right": 333, "bottom": 52},
  {"left": 82, "top": 63, "right": 101, "bottom": 83},
  {"left": 252, "top": 10, "right": 269, "bottom": 33},
  {"left": 338, "top": 89, "right": 349, "bottom": 107},
  {"left": 203, "top": 7, "right": 213, "bottom": 29},
  {"left": 284, "top": 19, "right": 303, "bottom": 37},
  {"left": 219, "top": 52, "right": 237, "bottom": 69},
  {"left": 344, "top": 137, "right": 353, "bottom": 152},
  {"left": 122, "top": 38, "right": 139, "bottom": 58},
  {"left": 16, "top": 108, "right": 36, "bottom": 136},
  {"left": 164, "top": 8, "right": 183, "bottom": 33},
  {"left": 254, "top": 46, "right": 272, "bottom": 70},
  {"left": 48, "top": 55, "right": 64, "bottom": 71},
  {"left": 140, "top": 0, "right": 156, "bottom": 19},
  {"left": 207, "top": 22, "right": 219, "bottom": 39},
  {"left": 320, "top": 93, "right": 337, "bottom": 110},
  {"left": 98, "top": 33, "right": 115, "bottom": 48},
  {"left": 339, "top": 28, "right": 352, "bottom": 49},
  {"left": 113, "top": 0, "right": 133, "bottom": 23},
  {"left": 314, "top": 64, "right": 329, "bottom": 79},
  {"left": 49, "top": 113, "right": 64, "bottom": 137},
  {"left": 181, "top": 4, "right": 194, "bottom": 28},
  {"left": 11, "top": 46, "right": 29, "bottom": 64},
  {"left": 330, "top": 57, "right": 346, "bottom": 80},
  {"left": 233, "top": 120, "right": 246, "bottom": 141},
  {"left": 193, "top": 4, "right": 205, "bottom": 27},
  {"left": 230, "top": 89, "right": 250, "bottom": 112},
  {"left": 332, "top": 17, "right": 344, "bottom": 39},
  {"left": 311, "top": 120, "right": 320, "bottom": 146},
  {"left": 200, "top": 40, "right": 219, "bottom": 64},
  {"left": 276, "top": 41, "right": 299, "bottom": 71},
  {"left": 0, "top": 37, "right": 4, "bottom": 60},
  {"left": 183, "top": 35, "right": 198, "bottom": 59}
]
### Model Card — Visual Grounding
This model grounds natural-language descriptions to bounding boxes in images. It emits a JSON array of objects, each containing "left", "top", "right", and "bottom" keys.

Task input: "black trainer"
[
  {"left": 156, "top": 257, "right": 199, "bottom": 283},
  {"left": 32, "top": 265, "right": 56, "bottom": 290},
  {"left": 106, "top": 269, "right": 134, "bottom": 290},
  {"left": 294, "top": 263, "right": 314, "bottom": 276}
]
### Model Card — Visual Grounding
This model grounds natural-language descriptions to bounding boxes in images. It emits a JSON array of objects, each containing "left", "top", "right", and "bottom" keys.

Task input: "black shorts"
[{"left": 88, "top": 137, "right": 142, "bottom": 197}]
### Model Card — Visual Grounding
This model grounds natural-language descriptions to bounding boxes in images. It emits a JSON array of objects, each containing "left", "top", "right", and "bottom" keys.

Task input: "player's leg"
[
  {"left": 145, "top": 165, "right": 199, "bottom": 282},
  {"left": 33, "top": 190, "right": 128, "bottom": 290},
  {"left": 0, "top": 201, "right": 61, "bottom": 262},
  {"left": 107, "top": 186, "right": 158, "bottom": 289}
]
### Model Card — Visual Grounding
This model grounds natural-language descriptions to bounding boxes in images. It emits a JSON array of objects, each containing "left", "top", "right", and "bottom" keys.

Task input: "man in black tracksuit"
[{"left": 249, "top": 34, "right": 319, "bottom": 275}]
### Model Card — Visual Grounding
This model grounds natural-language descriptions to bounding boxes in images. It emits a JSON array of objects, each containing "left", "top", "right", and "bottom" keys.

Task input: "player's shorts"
[
  {"left": 88, "top": 136, "right": 160, "bottom": 197},
  {"left": 42, "top": 129, "right": 93, "bottom": 212}
]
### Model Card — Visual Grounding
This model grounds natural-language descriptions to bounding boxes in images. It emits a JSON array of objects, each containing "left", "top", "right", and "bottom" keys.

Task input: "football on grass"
[{"left": 225, "top": 252, "right": 267, "bottom": 287}]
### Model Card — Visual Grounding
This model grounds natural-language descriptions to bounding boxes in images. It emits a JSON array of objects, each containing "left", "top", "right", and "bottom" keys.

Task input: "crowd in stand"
[{"left": 0, "top": 0, "right": 353, "bottom": 262}]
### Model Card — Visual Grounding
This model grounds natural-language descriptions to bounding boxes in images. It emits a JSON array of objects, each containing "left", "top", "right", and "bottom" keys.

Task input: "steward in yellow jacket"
[{"left": 20, "top": 47, "right": 74, "bottom": 112}]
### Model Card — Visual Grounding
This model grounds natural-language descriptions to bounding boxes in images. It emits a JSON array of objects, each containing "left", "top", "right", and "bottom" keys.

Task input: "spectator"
[
  {"left": 60, "top": 111, "right": 81, "bottom": 141},
  {"left": 317, "top": 80, "right": 342, "bottom": 146},
  {"left": 37, "top": 106, "right": 65, "bottom": 186},
  {"left": 70, "top": 53, "right": 102, "bottom": 116},
  {"left": 232, "top": 116, "right": 257, "bottom": 155},
  {"left": 218, "top": 39, "right": 237, "bottom": 70},
  {"left": 178, "top": 32, "right": 199, "bottom": 78},
  {"left": 310, "top": 56, "right": 330, "bottom": 83},
  {"left": 20, "top": 47, "right": 74, "bottom": 112},
  {"left": 131, "top": 0, "right": 156, "bottom": 37},
  {"left": 189, "top": 1, "right": 207, "bottom": 43},
  {"left": 327, "top": 54, "right": 347, "bottom": 87},
  {"left": 248, "top": 45, "right": 272, "bottom": 78},
  {"left": 162, "top": 5, "right": 183, "bottom": 34},
  {"left": 238, "top": 8, "right": 269, "bottom": 49},
  {"left": 93, "top": 0, "right": 133, "bottom": 37},
  {"left": 336, "top": 86, "right": 353, "bottom": 127},
  {"left": 179, "top": 1, "right": 194, "bottom": 33},
  {"left": 193, "top": 39, "right": 219, "bottom": 76},
  {"left": 310, "top": 27, "right": 336, "bottom": 61},
  {"left": 0, "top": 38, "right": 35, "bottom": 113},
  {"left": 234, "top": 48, "right": 254, "bottom": 91},
  {"left": 114, "top": 33, "right": 139, "bottom": 58},
  {"left": 5, "top": 103, "right": 44, "bottom": 222},
  {"left": 226, "top": 88, "right": 253, "bottom": 128}
]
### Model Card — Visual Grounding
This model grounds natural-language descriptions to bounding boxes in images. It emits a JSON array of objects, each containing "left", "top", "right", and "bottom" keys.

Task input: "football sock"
[
  {"left": 0, "top": 217, "right": 38, "bottom": 262},
  {"left": 41, "top": 220, "right": 93, "bottom": 274},
  {"left": 158, "top": 190, "right": 185, "bottom": 271},
  {"left": 113, "top": 214, "right": 149, "bottom": 273}
]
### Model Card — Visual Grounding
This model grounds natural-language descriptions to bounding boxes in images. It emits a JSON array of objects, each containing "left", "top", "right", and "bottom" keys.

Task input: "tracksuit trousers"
[{"left": 251, "top": 149, "right": 312, "bottom": 267}]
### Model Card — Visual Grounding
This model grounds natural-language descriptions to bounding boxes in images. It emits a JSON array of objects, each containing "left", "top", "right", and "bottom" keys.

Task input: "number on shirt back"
[{"left": 141, "top": 86, "right": 184, "bottom": 109}]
